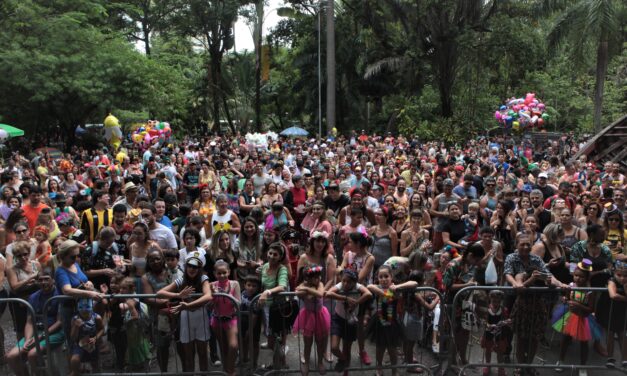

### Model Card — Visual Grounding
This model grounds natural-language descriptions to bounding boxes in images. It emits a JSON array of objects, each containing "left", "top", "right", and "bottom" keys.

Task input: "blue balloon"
[{"left": 499, "top": 105, "right": 507, "bottom": 111}]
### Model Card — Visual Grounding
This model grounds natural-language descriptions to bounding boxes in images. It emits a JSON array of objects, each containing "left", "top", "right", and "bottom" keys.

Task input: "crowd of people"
[{"left": 0, "top": 130, "right": 625, "bottom": 376}]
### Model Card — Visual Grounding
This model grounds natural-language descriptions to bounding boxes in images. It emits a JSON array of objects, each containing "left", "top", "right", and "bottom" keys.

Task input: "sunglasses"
[
  {"left": 608, "top": 218, "right": 621, "bottom": 222},
  {"left": 186, "top": 264, "right": 200, "bottom": 269},
  {"left": 67, "top": 253, "right": 80, "bottom": 260},
  {"left": 15, "top": 229, "right": 28, "bottom": 234}
]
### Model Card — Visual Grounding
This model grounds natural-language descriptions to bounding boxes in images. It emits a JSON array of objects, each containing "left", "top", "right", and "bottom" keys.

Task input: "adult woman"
[
  {"left": 443, "top": 243, "right": 486, "bottom": 365},
  {"left": 258, "top": 242, "right": 294, "bottom": 369},
  {"left": 338, "top": 189, "right": 375, "bottom": 227},
  {"left": 265, "top": 202, "right": 295, "bottom": 232},
  {"left": 46, "top": 179, "right": 61, "bottom": 200},
  {"left": 261, "top": 182, "right": 283, "bottom": 211},
  {"left": 491, "top": 200, "right": 517, "bottom": 256},
  {"left": 0, "top": 195, "right": 19, "bottom": 223},
  {"left": 239, "top": 179, "right": 260, "bottom": 219},
  {"left": 400, "top": 210, "right": 431, "bottom": 257},
  {"left": 206, "top": 230, "right": 238, "bottom": 281},
  {"left": 208, "top": 194, "right": 241, "bottom": 241},
  {"left": 603, "top": 209, "right": 627, "bottom": 261},
  {"left": 514, "top": 195, "right": 533, "bottom": 230},
  {"left": 558, "top": 207, "right": 587, "bottom": 253},
  {"left": 531, "top": 223, "right": 571, "bottom": 284},
  {"left": 284, "top": 175, "right": 308, "bottom": 230},
  {"left": 301, "top": 187, "right": 327, "bottom": 232},
  {"left": 1, "top": 209, "right": 27, "bottom": 257},
  {"left": 307, "top": 200, "right": 333, "bottom": 245},
  {"left": 235, "top": 217, "right": 262, "bottom": 281},
  {"left": 504, "top": 232, "right": 567, "bottom": 375},
  {"left": 408, "top": 193, "right": 432, "bottom": 231},
  {"left": 7, "top": 241, "right": 41, "bottom": 338},
  {"left": 296, "top": 231, "right": 337, "bottom": 289},
  {"left": 523, "top": 215, "right": 542, "bottom": 245},
  {"left": 54, "top": 239, "right": 104, "bottom": 343},
  {"left": 141, "top": 250, "right": 175, "bottom": 372},
  {"left": 193, "top": 185, "right": 216, "bottom": 221},
  {"left": 260, "top": 228, "right": 279, "bottom": 263},
  {"left": 369, "top": 206, "right": 398, "bottom": 273},
  {"left": 128, "top": 222, "right": 153, "bottom": 276},
  {"left": 199, "top": 160, "right": 218, "bottom": 193},
  {"left": 157, "top": 255, "right": 213, "bottom": 372},
  {"left": 442, "top": 202, "right": 467, "bottom": 251},
  {"left": 391, "top": 205, "right": 409, "bottom": 236},
  {"left": 578, "top": 202, "right": 603, "bottom": 229},
  {"left": 224, "top": 177, "right": 241, "bottom": 218}
]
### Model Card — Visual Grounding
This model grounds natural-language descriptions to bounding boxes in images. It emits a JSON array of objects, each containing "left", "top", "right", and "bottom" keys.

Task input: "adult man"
[
  {"left": 183, "top": 161, "right": 200, "bottom": 204},
  {"left": 430, "top": 178, "right": 461, "bottom": 250},
  {"left": 114, "top": 181, "right": 139, "bottom": 212},
  {"left": 154, "top": 197, "right": 173, "bottom": 229},
  {"left": 161, "top": 157, "right": 181, "bottom": 191},
  {"left": 349, "top": 166, "right": 369, "bottom": 189},
  {"left": 612, "top": 188, "right": 626, "bottom": 221},
  {"left": 80, "top": 190, "right": 113, "bottom": 243},
  {"left": 533, "top": 172, "right": 555, "bottom": 200},
  {"left": 82, "top": 226, "right": 118, "bottom": 289},
  {"left": 530, "top": 189, "right": 552, "bottom": 233},
  {"left": 323, "top": 183, "right": 350, "bottom": 218},
  {"left": 393, "top": 178, "right": 409, "bottom": 208},
  {"left": 453, "top": 174, "right": 478, "bottom": 213},
  {"left": 251, "top": 162, "right": 270, "bottom": 196},
  {"left": 22, "top": 184, "right": 49, "bottom": 233},
  {"left": 140, "top": 204, "right": 177, "bottom": 251},
  {"left": 111, "top": 203, "right": 133, "bottom": 258},
  {"left": 543, "top": 181, "right": 576, "bottom": 212}
]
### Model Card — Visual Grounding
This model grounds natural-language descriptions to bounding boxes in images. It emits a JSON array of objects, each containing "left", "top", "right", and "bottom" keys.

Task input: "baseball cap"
[
  {"left": 185, "top": 254, "right": 204, "bottom": 268},
  {"left": 538, "top": 172, "right": 548, "bottom": 179},
  {"left": 443, "top": 178, "right": 455, "bottom": 186}
]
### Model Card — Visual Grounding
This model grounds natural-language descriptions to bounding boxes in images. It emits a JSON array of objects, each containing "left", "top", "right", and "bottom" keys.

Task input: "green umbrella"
[{"left": 0, "top": 123, "right": 24, "bottom": 137}]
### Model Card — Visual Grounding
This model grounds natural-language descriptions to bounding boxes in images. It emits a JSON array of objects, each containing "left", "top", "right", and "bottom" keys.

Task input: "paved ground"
[{"left": 0, "top": 307, "right": 621, "bottom": 375}]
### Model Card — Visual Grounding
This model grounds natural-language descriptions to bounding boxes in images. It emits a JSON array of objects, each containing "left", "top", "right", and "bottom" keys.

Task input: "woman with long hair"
[
  {"left": 128, "top": 222, "right": 154, "bottom": 276},
  {"left": 207, "top": 230, "right": 238, "bottom": 280},
  {"left": 603, "top": 209, "right": 627, "bottom": 262},
  {"left": 578, "top": 202, "right": 603, "bottom": 229},
  {"left": 369, "top": 206, "right": 398, "bottom": 273},
  {"left": 490, "top": 200, "right": 517, "bottom": 255},
  {"left": 400, "top": 210, "right": 431, "bottom": 257},
  {"left": 297, "top": 231, "right": 337, "bottom": 289},
  {"left": 157, "top": 255, "right": 213, "bottom": 372},
  {"left": 193, "top": 185, "right": 216, "bottom": 221},
  {"left": 409, "top": 192, "right": 432, "bottom": 231},
  {"left": 261, "top": 182, "right": 283, "bottom": 211},
  {"left": 235, "top": 217, "right": 262, "bottom": 281},
  {"left": 559, "top": 207, "right": 587, "bottom": 253},
  {"left": 532, "top": 223, "right": 571, "bottom": 284}
]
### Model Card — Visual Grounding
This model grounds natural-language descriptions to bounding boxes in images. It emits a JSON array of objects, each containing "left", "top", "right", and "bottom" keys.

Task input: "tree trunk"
[
  {"left": 325, "top": 0, "right": 336, "bottom": 137},
  {"left": 436, "top": 39, "right": 456, "bottom": 118},
  {"left": 209, "top": 53, "right": 221, "bottom": 134},
  {"left": 593, "top": 39, "right": 608, "bottom": 133},
  {"left": 255, "top": 0, "right": 263, "bottom": 132},
  {"left": 222, "top": 94, "right": 236, "bottom": 133}
]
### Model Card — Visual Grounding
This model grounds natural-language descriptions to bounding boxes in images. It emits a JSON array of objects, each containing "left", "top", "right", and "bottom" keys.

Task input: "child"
[
  {"left": 461, "top": 202, "right": 480, "bottom": 244},
  {"left": 325, "top": 269, "right": 372, "bottom": 375},
  {"left": 604, "top": 260, "right": 627, "bottom": 368},
  {"left": 293, "top": 265, "right": 331, "bottom": 375},
  {"left": 367, "top": 265, "right": 418, "bottom": 376},
  {"left": 164, "top": 248, "right": 184, "bottom": 281},
  {"left": 401, "top": 271, "right": 439, "bottom": 373},
  {"left": 480, "top": 290, "right": 511, "bottom": 376},
  {"left": 69, "top": 298, "right": 104, "bottom": 376},
  {"left": 240, "top": 275, "right": 262, "bottom": 366},
  {"left": 118, "top": 277, "right": 151, "bottom": 371},
  {"left": 339, "top": 207, "right": 366, "bottom": 256},
  {"left": 100, "top": 275, "right": 127, "bottom": 371},
  {"left": 552, "top": 259, "right": 601, "bottom": 372},
  {"left": 210, "top": 260, "right": 241, "bottom": 376},
  {"left": 33, "top": 225, "right": 52, "bottom": 268}
]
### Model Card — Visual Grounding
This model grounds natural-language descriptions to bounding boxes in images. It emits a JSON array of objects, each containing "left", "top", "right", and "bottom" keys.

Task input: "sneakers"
[
  {"left": 359, "top": 350, "right": 371, "bottom": 365},
  {"left": 554, "top": 361, "right": 564, "bottom": 373}
]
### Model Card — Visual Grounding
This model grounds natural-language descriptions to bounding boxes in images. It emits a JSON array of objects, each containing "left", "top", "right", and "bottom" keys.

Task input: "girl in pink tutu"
[
  {"left": 293, "top": 264, "right": 330, "bottom": 375},
  {"left": 552, "top": 259, "right": 601, "bottom": 372}
]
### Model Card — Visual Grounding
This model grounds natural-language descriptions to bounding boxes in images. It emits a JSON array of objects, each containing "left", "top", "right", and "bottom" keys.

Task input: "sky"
[{"left": 233, "top": 0, "right": 286, "bottom": 52}]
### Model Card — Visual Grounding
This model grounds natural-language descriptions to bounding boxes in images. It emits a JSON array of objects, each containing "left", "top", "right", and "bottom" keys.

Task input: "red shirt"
[{"left": 22, "top": 203, "right": 50, "bottom": 234}]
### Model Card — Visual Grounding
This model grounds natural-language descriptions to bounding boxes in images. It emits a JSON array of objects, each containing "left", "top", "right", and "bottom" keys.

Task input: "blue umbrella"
[{"left": 280, "top": 126, "right": 309, "bottom": 137}]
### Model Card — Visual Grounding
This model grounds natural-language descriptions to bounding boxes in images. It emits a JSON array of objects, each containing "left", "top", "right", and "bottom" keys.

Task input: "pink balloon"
[
  {"left": 538, "top": 103, "right": 545, "bottom": 110},
  {"left": 513, "top": 105, "right": 521, "bottom": 112},
  {"left": 495, "top": 111, "right": 502, "bottom": 120}
]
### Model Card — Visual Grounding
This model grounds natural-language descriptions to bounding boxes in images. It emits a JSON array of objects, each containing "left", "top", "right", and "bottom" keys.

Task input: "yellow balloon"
[
  {"left": 116, "top": 151, "right": 127, "bottom": 163},
  {"left": 111, "top": 139, "right": 121, "bottom": 150},
  {"left": 104, "top": 113, "right": 120, "bottom": 128}
]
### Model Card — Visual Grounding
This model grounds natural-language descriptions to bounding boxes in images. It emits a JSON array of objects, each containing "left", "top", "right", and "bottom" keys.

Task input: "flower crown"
[
  {"left": 304, "top": 264, "right": 323, "bottom": 276},
  {"left": 312, "top": 231, "right": 329, "bottom": 239}
]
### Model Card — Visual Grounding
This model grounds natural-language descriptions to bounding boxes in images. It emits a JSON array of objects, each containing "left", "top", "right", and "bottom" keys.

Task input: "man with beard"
[
  {"left": 530, "top": 189, "right": 551, "bottom": 232},
  {"left": 111, "top": 204, "right": 133, "bottom": 258},
  {"left": 140, "top": 204, "right": 177, "bottom": 252},
  {"left": 543, "top": 181, "right": 576, "bottom": 212},
  {"left": 323, "top": 183, "right": 350, "bottom": 219},
  {"left": 22, "top": 185, "right": 49, "bottom": 233},
  {"left": 115, "top": 181, "right": 139, "bottom": 212},
  {"left": 533, "top": 172, "right": 555, "bottom": 200},
  {"left": 393, "top": 178, "right": 409, "bottom": 208},
  {"left": 80, "top": 190, "right": 112, "bottom": 243}
]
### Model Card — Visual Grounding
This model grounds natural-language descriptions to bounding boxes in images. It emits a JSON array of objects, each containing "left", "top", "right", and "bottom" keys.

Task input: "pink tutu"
[{"left": 293, "top": 306, "right": 330, "bottom": 338}]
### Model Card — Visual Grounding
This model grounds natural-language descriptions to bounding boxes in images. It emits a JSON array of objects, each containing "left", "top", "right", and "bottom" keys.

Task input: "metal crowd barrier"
[
  {"left": 449, "top": 285, "right": 627, "bottom": 376},
  {"left": 0, "top": 297, "right": 45, "bottom": 374},
  {"left": 250, "top": 288, "right": 443, "bottom": 375}
]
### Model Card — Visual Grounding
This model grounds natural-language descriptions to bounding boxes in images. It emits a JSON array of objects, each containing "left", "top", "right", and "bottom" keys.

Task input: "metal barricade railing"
[
  {"left": 0, "top": 297, "right": 45, "bottom": 375},
  {"left": 449, "top": 285, "right": 625, "bottom": 375},
  {"left": 42, "top": 293, "right": 240, "bottom": 376},
  {"left": 249, "top": 288, "right": 443, "bottom": 375}
]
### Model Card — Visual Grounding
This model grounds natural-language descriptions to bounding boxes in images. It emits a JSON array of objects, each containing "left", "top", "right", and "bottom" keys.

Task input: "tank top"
[
  {"left": 435, "top": 194, "right": 460, "bottom": 231},
  {"left": 540, "top": 241, "right": 571, "bottom": 284},
  {"left": 371, "top": 233, "right": 392, "bottom": 268},
  {"left": 561, "top": 227, "right": 581, "bottom": 252},
  {"left": 346, "top": 251, "right": 373, "bottom": 285},
  {"left": 14, "top": 261, "right": 39, "bottom": 296}
]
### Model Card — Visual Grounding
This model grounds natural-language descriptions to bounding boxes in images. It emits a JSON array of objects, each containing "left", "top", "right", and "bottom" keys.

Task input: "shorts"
[
  {"left": 330, "top": 313, "right": 357, "bottom": 342},
  {"left": 179, "top": 307, "right": 211, "bottom": 343},
  {"left": 18, "top": 330, "right": 65, "bottom": 350}
]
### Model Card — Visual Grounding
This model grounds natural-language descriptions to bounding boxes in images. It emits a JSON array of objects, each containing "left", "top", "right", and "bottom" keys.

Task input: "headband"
[
  {"left": 304, "top": 264, "right": 323, "bottom": 276},
  {"left": 34, "top": 225, "right": 50, "bottom": 236},
  {"left": 311, "top": 231, "right": 329, "bottom": 239},
  {"left": 615, "top": 260, "right": 627, "bottom": 271}
]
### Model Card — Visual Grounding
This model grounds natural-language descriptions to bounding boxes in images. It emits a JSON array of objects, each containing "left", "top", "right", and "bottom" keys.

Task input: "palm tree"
[{"left": 547, "top": 0, "right": 624, "bottom": 132}]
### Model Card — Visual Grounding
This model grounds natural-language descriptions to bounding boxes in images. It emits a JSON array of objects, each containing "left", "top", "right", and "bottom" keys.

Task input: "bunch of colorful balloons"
[
  {"left": 494, "top": 93, "right": 550, "bottom": 131},
  {"left": 131, "top": 120, "right": 173, "bottom": 147}
]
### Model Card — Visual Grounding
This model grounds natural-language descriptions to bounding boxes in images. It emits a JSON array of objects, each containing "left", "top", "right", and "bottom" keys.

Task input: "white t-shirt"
[
  {"left": 333, "top": 281, "right": 364, "bottom": 319},
  {"left": 150, "top": 223, "right": 178, "bottom": 250}
]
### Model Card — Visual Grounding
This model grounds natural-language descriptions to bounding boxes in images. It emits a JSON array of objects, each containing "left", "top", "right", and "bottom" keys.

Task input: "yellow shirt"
[{"left": 605, "top": 229, "right": 627, "bottom": 258}]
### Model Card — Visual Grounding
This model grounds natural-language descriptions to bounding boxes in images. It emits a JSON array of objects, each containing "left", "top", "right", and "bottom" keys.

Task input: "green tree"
[{"left": 546, "top": 0, "right": 625, "bottom": 132}]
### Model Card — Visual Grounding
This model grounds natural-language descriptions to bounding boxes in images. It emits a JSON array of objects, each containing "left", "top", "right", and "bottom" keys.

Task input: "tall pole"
[
  {"left": 325, "top": 0, "right": 335, "bottom": 138},
  {"left": 318, "top": 5, "right": 322, "bottom": 140},
  {"left": 255, "top": 0, "right": 264, "bottom": 132}
]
